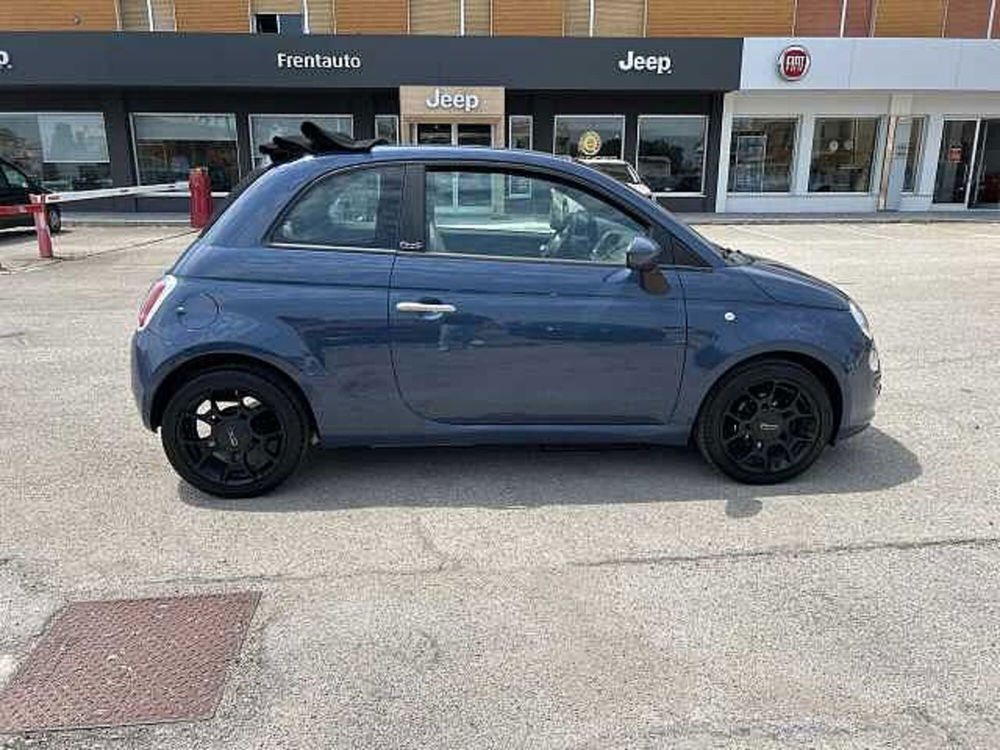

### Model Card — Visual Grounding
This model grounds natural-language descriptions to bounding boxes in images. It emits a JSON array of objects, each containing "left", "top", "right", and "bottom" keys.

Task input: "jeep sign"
[
  {"left": 0, "top": 50, "right": 11, "bottom": 70},
  {"left": 424, "top": 88, "right": 480, "bottom": 112},
  {"left": 617, "top": 50, "right": 672, "bottom": 75}
]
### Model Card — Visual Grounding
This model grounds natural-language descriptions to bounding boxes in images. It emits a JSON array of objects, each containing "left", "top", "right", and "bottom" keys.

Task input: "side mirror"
[{"left": 625, "top": 236, "right": 661, "bottom": 271}]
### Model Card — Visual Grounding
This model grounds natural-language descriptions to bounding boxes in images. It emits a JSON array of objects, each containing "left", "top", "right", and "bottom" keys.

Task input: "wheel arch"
[
  {"left": 149, "top": 351, "right": 319, "bottom": 436},
  {"left": 691, "top": 350, "right": 844, "bottom": 445}
]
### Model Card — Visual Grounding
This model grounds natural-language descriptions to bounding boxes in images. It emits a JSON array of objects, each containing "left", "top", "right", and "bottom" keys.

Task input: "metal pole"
[{"left": 30, "top": 195, "right": 53, "bottom": 259}]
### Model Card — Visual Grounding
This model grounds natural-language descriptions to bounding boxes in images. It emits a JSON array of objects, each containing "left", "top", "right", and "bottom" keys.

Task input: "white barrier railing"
[{"left": 0, "top": 181, "right": 193, "bottom": 260}]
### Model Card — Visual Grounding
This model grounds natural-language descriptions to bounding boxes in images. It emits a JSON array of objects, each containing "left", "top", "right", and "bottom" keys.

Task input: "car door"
[
  {"left": 0, "top": 162, "right": 32, "bottom": 200},
  {"left": 389, "top": 163, "right": 687, "bottom": 425}
]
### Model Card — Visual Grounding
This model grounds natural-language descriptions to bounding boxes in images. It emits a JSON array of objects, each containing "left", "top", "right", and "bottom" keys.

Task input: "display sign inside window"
[
  {"left": 732, "top": 135, "right": 767, "bottom": 193},
  {"left": 578, "top": 130, "right": 603, "bottom": 157}
]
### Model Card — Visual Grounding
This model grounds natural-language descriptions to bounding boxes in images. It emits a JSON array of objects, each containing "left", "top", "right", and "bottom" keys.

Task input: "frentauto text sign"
[{"left": 276, "top": 51, "right": 361, "bottom": 70}]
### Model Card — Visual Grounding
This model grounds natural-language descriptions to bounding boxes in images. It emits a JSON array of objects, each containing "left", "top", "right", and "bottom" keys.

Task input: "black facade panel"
[{"left": 0, "top": 32, "right": 742, "bottom": 91}]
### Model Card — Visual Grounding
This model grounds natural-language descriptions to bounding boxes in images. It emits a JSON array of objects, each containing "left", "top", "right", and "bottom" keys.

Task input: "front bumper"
[{"left": 837, "top": 338, "right": 881, "bottom": 441}]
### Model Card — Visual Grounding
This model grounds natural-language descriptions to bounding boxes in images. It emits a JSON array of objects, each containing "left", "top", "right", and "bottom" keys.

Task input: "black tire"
[
  {"left": 161, "top": 366, "right": 309, "bottom": 498},
  {"left": 46, "top": 206, "right": 62, "bottom": 234},
  {"left": 695, "top": 360, "right": 834, "bottom": 484}
]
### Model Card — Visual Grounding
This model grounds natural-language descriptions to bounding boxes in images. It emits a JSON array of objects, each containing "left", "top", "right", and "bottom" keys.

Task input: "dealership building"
[{"left": 0, "top": 29, "right": 998, "bottom": 213}]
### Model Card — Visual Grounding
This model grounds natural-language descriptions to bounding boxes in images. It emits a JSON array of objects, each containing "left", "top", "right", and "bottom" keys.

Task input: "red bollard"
[
  {"left": 189, "top": 167, "right": 214, "bottom": 229},
  {"left": 30, "top": 195, "right": 53, "bottom": 259}
]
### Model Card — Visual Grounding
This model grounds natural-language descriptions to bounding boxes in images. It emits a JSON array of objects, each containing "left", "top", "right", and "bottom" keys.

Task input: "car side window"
[
  {"left": 273, "top": 166, "right": 402, "bottom": 249},
  {"left": 425, "top": 168, "right": 647, "bottom": 264},
  {"left": 1, "top": 164, "right": 31, "bottom": 189}
]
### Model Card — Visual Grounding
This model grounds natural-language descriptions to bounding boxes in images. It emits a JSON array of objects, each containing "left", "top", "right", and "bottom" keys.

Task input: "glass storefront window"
[
  {"left": 250, "top": 114, "right": 353, "bottom": 167},
  {"left": 0, "top": 112, "right": 111, "bottom": 190},
  {"left": 509, "top": 115, "right": 532, "bottom": 150},
  {"left": 808, "top": 118, "right": 880, "bottom": 193},
  {"left": 553, "top": 115, "right": 624, "bottom": 159},
  {"left": 637, "top": 115, "right": 707, "bottom": 194},
  {"left": 132, "top": 113, "right": 239, "bottom": 192},
  {"left": 375, "top": 115, "right": 399, "bottom": 144},
  {"left": 728, "top": 118, "right": 796, "bottom": 193},
  {"left": 902, "top": 117, "right": 925, "bottom": 193}
]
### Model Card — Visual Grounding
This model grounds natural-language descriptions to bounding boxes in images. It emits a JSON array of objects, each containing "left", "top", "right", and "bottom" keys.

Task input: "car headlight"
[{"left": 849, "top": 299, "right": 872, "bottom": 340}]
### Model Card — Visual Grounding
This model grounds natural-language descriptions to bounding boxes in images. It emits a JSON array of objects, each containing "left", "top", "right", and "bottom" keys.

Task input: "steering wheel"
[
  {"left": 590, "top": 230, "right": 630, "bottom": 263},
  {"left": 550, "top": 211, "right": 597, "bottom": 260}
]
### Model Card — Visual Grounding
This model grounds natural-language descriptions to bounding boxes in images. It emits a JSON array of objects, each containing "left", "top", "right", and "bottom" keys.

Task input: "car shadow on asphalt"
[
  {"left": 0, "top": 228, "right": 43, "bottom": 242},
  {"left": 178, "top": 426, "right": 921, "bottom": 517}
]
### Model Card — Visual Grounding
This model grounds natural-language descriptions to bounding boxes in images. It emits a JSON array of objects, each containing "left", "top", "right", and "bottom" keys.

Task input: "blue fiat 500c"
[{"left": 131, "top": 132, "right": 880, "bottom": 498}]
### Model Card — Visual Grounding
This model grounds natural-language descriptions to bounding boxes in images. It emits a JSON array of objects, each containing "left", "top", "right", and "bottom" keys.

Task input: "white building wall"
[{"left": 723, "top": 38, "right": 1000, "bottom": 213}]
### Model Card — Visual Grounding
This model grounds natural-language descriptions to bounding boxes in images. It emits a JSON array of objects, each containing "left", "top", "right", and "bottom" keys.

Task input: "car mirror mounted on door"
[
  {"left": 626, "top": 236, "right": 668, "bottom": 295},
  {"left": 625, "top": 236, "right": 661, "bottom": 271}
]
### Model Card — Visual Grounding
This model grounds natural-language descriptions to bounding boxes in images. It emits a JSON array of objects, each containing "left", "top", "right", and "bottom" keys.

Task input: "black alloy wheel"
[
  {"left": 696, "top": 360, "right": 833, "bottom": 484},
  {"left": 161, "top": 367, "right": 308, "bottom": 498}
]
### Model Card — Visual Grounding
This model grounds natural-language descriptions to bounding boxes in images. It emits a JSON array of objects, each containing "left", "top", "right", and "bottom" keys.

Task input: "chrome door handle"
[
  {"left": 399, "top": 241, "right": 424, "bottom": 250},
  {"left": 396, "top": 301, "right": 457, "bottom": 314}
]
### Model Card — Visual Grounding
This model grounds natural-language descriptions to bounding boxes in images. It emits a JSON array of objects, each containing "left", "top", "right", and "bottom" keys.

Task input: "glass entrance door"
[
  {"left": 415, "top": 123, "right": 453, "bottom": 145},
  {"left": 456, "top": 124, "right": 492, "bottom": 147},
  {"left": 970, "top": 119, "right": 1000, "bottom": 208},
  {"left": 933, "top": 120, "right": 978, "bottom": 204},
  {"left": 413, "top": 123, "right": 494, "bottom": 147}
]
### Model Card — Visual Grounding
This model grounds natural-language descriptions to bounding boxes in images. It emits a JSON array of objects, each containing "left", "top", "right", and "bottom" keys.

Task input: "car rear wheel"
[
  {"left": 161, "top": 367, "right": 308, "bottom": 498},
  {"left": 696, "top": 360, "right": 833, "bottom": 484},
  {"left": 46, "top": 206, "right": 62, "bottom": 234}
]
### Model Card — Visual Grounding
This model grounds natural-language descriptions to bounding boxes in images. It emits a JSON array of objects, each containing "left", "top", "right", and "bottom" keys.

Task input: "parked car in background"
[
  {"left": 132, "top": 125, "right": 880, "bottom": 498},
  {"left": 0, "top": 157, "right": 62, "bottom": 233},
  {"left": 577, "top": 158, "right": 655, "bottom": 199}
]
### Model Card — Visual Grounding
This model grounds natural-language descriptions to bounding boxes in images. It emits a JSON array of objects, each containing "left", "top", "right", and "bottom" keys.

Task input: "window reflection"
[
  {"left": 0, "top": 112, "right": 111, "bottom": 190},
  {"left": 808, "top": 118, "right": 879, "bottom": 193},
  {"left": 132, "top": 113, "right": 239, "bottom": 192},
  {"left": 637, "top": 116, "right": 707, "bottom": 194}
]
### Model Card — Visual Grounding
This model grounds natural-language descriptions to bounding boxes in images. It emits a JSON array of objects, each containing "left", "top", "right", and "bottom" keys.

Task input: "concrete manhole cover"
[{"left": 0, "top": 592, "right": 259, "bottom": 733}]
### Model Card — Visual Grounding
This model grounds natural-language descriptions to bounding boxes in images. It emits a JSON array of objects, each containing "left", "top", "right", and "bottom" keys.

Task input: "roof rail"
[{"left": 259, "top": 121, "right": 387, "bottom": 165}]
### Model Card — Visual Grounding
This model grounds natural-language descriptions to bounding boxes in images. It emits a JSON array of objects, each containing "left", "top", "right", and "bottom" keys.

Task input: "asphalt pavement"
[{"left": 0, "top": 221, "right": 998, "bottom": 748}]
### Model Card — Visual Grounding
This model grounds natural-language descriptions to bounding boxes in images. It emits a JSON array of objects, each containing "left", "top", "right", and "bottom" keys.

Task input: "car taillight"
[{"left": 137, "top": 275, "right": 176, "bottom": 331}]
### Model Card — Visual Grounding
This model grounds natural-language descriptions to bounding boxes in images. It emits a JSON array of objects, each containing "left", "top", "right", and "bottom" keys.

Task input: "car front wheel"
[
  {"left": 696, "top": 360, "right": 834, "bottom": 484},
  {"left": 161, "top": 367, "right": 309, "bottom": 498}
]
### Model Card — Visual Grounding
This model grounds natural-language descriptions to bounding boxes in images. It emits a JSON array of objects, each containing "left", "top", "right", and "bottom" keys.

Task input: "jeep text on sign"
[
  {"left": 399, "top": 86, "right": 505, "bottom": 118},
  {"left": 425, "top": 88, "right": 480, "bottom": 112},
  {"left": 617, "top": 50, "right": 672, "bottom": 75}
]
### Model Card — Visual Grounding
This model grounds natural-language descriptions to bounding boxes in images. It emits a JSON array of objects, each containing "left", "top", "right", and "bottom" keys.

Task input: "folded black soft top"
[{"left": 258, "top": 121, "right": 387, "bottom": 165}]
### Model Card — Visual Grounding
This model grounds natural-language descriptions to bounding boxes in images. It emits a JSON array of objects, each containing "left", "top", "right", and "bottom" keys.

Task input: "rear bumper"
[{"left": 131, "top": 329, "right": 158, "bottom": 431}]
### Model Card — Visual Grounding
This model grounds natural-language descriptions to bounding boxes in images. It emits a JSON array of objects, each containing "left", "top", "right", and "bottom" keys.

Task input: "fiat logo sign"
[{"left": 778, "top": 45, "right": 810, "bottom": 81}]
